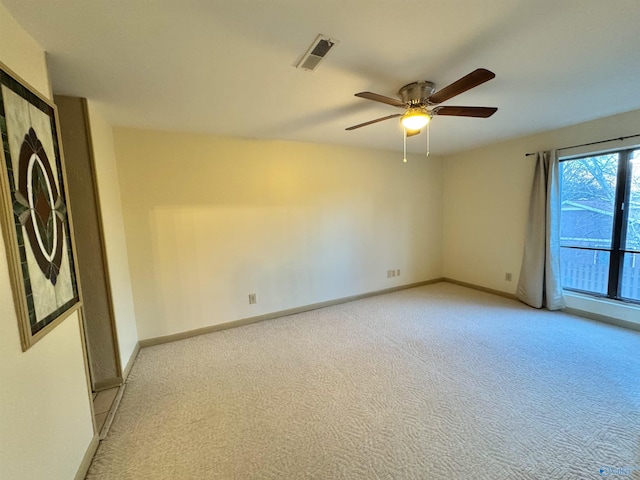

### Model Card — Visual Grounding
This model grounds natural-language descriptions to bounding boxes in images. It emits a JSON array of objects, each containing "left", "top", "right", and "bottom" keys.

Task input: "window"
[{"left": 559, "top": 148, "right": 640, "bottom": 303}]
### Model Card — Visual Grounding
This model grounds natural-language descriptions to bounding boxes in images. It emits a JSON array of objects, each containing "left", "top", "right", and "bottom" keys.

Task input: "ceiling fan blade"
[
  {"left": 432, "top": 106, "right": 498, "bottom": 118},
  {"left": 427, "top": 68, "right": 495, "bottom": 105},
  {"left": 345, "top": 114, "right": 402, "bottom": 130},
  {"left": 355, "top": 92, "right": 405, "bottom": 108},
  {"left": 406, "top": 129, "right": 421, "bottom": 137}
]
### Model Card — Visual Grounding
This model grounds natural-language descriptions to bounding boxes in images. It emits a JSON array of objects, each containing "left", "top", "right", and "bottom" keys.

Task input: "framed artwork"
[{"left": 0, "top": 62, "right": 81, "bottom": 351}]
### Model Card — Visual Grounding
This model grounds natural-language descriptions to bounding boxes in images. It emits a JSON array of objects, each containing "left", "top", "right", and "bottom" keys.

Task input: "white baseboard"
[
  {"left": 140, "top": 279, "right": 444, "bottom": 348},
  {"left": 563, "top": 307, "right": 640, "bottom": 332},
  {"left": 442, "top": 278, "right": 517, "bottom": 300},
  {"left": 74, "top": 434, "right": 99, "bottom": 480},
  {"left": 122, "top": 341, "right": 141, "bottom": 382},
  {"left": 443, "top": 277, "right": 640, "bottom": 332}
]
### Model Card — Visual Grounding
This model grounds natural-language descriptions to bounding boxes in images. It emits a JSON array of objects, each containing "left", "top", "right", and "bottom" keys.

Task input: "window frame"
[{"left": 559, "top": 146, "right": 640, "bottom": 305}]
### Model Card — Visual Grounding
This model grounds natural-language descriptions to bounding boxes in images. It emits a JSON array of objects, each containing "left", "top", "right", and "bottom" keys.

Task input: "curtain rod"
[{"left": 524, "top": 133, "right": 640, "bottom": 156}]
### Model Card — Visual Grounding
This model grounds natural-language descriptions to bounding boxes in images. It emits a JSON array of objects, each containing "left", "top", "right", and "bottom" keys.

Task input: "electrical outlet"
[
  {"left": 396, "top": 269, "right": 400, "bottom": 276},
  {"left": 248, "top": 293, "right": 257, "bottom": 304},
  {"left": 505, "top": 272, "right": 512, "bottom": 282}
]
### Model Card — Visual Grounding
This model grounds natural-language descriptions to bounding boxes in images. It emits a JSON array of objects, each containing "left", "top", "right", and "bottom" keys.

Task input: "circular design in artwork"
[{"left": 15, "top": 127, "right": 66, "bottom": 285}]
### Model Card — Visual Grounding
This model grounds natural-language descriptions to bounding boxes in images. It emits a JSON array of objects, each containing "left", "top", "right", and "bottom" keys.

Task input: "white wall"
[
  {"left": 86, "top": 101, "right": 139, "bottom": 368},
  {"left": 442, "top": 108, "right": 640, "bottom": 322},
  {"left": 113, "top": 128, "right": 443, "bottom": 340},
  {"left": 0, "top": 3, "right": 95, "bottom": 479}
]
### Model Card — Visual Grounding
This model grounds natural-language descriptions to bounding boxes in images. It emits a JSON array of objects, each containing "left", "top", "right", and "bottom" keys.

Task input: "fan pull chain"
[
  {"left": 426, "top": 122, "right": 430, "bottom": 157},
  {"left": 403, "top": 128, "right": 407, "bottom": 163}
]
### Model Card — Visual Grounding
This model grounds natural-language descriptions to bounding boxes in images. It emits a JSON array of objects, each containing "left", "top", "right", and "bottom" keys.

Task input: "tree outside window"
[{"left": 559, "top": 149, "right": 640, "bottom": 302}]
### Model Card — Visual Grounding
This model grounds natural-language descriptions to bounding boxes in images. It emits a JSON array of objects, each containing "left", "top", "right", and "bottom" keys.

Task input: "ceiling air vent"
[{"left": 296, "top": 34, "right": 339, "bottom": 71}]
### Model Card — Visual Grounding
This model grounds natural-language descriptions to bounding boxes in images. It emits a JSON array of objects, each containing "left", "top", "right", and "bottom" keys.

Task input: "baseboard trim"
[
  {"left": 442, "top": 278, "right": 517, "bottom": 300},
  {"left": 94, "top": 376, "right": 123, "bottom": 392},
  {"left": 563, "top": 307, "right": 640, "bottom": 332},
  {"left": 122, "top": 341, "right": 140, "bottom": 382},
  {"left": 99, "top": 383, "right": 127, "bottom": 440},
  {"left": 140, "top": 278, "right": 444, "bottom": 348},
  {"left": 443, "top": 278, "right": 640, "bottom": 332},
  {"left": 74, "top": 433, "right": 99, "bottom": 480}
]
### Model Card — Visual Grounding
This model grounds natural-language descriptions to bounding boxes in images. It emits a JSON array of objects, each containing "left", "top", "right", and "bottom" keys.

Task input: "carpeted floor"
[{"left": 86, "top": 283, "right": 640, "bottom": 479}]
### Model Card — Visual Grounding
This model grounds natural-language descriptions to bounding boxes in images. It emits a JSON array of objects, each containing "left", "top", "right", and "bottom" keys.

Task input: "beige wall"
[
  {"left": 0, "top": 3, "right": 95, "bottom": 479},
  {"left": 442, "top": 140, "right": 533, "bottom": 292},
  {"left": 442, "top": 108, "right": 640, "bottom": 322},
  {"left": 2, "top": 2, "right": 637, "bottom": 476},
  {"left": 86, "top": 101, "right": 139, "bottom": 368},
  {"left": 113, "top": 128, "right": 443, "bottom": 340}
]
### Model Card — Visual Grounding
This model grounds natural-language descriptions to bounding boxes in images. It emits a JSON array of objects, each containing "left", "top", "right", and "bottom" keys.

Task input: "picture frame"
[{"left": 0, "top": 61, "right": 81, "bottom": 351}]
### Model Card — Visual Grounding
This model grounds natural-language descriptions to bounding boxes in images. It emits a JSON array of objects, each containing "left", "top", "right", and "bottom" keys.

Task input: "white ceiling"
[{"left": 4, "top": 0, "right": 640, "bottom": 155}]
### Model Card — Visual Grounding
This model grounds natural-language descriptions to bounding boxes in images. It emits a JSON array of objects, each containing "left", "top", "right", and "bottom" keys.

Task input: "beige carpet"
[{"left": 86, "top": 283, "right": 640, "bottom": 479}]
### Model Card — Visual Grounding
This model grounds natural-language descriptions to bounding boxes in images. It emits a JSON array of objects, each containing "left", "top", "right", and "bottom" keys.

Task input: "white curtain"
[{"left": 516, "top": 150, "right": 565, "bottom": 310}]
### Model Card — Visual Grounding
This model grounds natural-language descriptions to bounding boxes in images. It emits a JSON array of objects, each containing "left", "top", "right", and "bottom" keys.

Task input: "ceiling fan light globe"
[{"left": 401, "top": 111, "right": 430, "bottom": 130}]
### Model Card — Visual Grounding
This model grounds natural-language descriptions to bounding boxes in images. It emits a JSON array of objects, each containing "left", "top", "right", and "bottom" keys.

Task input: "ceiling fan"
[{"left": 346, "top": 68, "right": 497, "bottom": 137}]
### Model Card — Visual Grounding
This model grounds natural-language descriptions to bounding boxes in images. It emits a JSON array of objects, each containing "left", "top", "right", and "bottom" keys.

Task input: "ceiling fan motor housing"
[
  {"left": 398, "top": 81, "right": 436, "bottom": 105},
  {"left": 346, "top": 69, "right": 496, "bottom": 131}
]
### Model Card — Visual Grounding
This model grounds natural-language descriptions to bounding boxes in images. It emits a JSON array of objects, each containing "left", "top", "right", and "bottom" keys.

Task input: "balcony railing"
[{"left": 561, "top": 260, "right": 640, "bottom": 302}]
